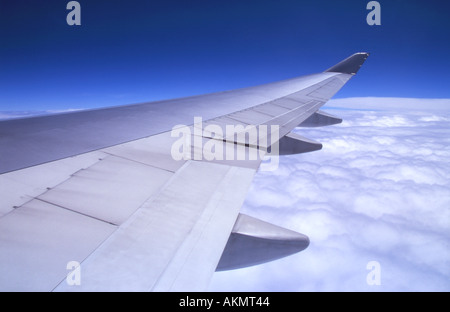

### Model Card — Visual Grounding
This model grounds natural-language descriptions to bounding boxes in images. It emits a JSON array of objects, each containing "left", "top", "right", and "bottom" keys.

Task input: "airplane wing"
[{"left": 0, "top": 52, "right": 369, "bottom": 291}]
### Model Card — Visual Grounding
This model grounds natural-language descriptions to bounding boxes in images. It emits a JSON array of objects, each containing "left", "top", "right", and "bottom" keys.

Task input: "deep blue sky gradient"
[{"left": 1, "top": 0, "right": 449, "bottom": 110}]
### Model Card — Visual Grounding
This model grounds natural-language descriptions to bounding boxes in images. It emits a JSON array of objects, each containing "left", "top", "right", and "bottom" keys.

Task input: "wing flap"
[
  {"left": 54, "top": 160, "right": 256, "bottom": 291},
  {"left": 0, "top": 151, "right": 107, "bottom": 218},
  {"left": 194, "top": 74, "right": 352, "bottom": 151},
  {"left": 38, "top": 155, "right": 173, "bottom": 225},
  {"left": 0, "top": 199, "right": 116, "bottom": 291}
]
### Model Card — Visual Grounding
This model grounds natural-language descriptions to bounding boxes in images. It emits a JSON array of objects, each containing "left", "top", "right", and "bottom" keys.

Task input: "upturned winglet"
[{"left": 325, "top": 52, "right": 369, "bottom": 75}]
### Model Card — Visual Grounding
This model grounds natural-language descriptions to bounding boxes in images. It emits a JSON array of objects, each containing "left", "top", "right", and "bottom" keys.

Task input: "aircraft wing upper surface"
[{"left": 0, "top": 52, "right": 369, "bottom": 291}]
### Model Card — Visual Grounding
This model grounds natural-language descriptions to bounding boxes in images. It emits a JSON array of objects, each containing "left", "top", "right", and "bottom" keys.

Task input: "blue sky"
[{"left": 1, "top": 0, "right": 449, "bottom": 111}]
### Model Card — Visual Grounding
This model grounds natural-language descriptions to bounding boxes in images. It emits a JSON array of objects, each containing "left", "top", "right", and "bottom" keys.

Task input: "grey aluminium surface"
[{"left": 0, "top": 52, "right": 369, "bottom": 291}]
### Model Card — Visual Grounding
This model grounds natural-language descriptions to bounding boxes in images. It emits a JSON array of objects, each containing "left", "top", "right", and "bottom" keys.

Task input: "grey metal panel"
[
  {"left": 252, "top": 102, "right": 291, "bottom": 116},
  {"left": 0, "top": 151, "right": 106, "bottom": 218},
  {"left": 0, "top": 199, "right": 116, "bottom": 291},
  {"left": 102, "top": 131, "right": 186, "bottom": 173},
  {"left": 151, "top": 165, "right": 256, "bottom": 291},
  {"left": 307, "top": 77, "right": 349, "bottom": 100},
  {"left": 38, "top": 155, "right": 173, "bottom": 225},
  {"left": 227, "top": 109, "right": 273, "bottom": 125},
  {"left": 206, "top": 115, "right": 252, "bottom": 128},
  {"left": 272, "top": 98, "right": 308, "bottom": 109},
  {"left": 270, "top": 100, "right": 319, "bottom": 125},
  {"left": 54, "top": 161, "right": 256, "bottom": 291},
  {"left": 201, "top": 116, "right": 252, "bottom": 140}
]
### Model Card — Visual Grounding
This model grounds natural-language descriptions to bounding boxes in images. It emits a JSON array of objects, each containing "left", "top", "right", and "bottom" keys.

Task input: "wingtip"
[{"left": 325, "top": 52, "right": 370, "bottom": 75}]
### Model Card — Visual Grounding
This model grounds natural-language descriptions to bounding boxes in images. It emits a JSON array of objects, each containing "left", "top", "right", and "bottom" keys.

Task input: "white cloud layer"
[{"left": 210, "top": 98, "right": 450, "bottom": 292}]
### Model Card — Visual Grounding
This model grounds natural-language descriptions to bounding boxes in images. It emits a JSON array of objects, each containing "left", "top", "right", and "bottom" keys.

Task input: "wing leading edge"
[{"left": 0, "top": 53, "right": 369, "bottom": 291}]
